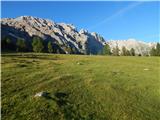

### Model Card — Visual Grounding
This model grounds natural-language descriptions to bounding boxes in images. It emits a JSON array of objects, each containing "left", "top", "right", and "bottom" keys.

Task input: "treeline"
[
  {"left": 1, "top": 36, "right": 77, "bottom": 54},
  {"left": 100, "top": 43, "right": 160, "bottom": 56},
  {"left": 100, "top": 44, "right": 136, "bottom": 56},
  {"left": 1, "top": 36, "right": 160, "bottom": 56},
  {"left": 150, "top": 43, "right": 160, "bottom": 56}
]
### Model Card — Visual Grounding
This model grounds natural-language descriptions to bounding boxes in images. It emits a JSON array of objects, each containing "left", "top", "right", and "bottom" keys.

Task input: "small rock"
[
  {"left": 34, "top": 91, "right": 48, "bottom": 97},
  {"left": 77, "top": 62, "right": 82, "bottom": 65},
  {"left": 144, "top": 68, "right": 149, "bottom": 71}
]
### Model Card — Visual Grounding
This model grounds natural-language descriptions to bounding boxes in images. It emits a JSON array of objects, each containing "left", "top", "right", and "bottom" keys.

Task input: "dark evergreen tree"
[
  {"left": 32, "top": 37, "right": 44, "bottom": 53},
  {"left": 48, "top": 41, "right": 53, "bottom": 53},
  {"left": 130, "top": 48, "right": 135, "bottom": 56},
  {"left": 1, "top": 38, "right": 9, "bottom": 50},
  {"left": 150, "top": 43, "right": 160, "bottom": 56},
  {"left": 112, "top": 45, "right": 120, "bottom": 56},
  {"left": 156, "top": 43, "right": 160, "bottom": 56},
  {"left": 4, "top": 37, "right": 11, "bottom": 49},
  {"left": 71, "top": 47, "right": 77, "bottom": 54},
  {"left": 121, "top": 46, "right": 127, "bottom": 56},
  {"left": 102, "top": 44, "right": 111, "bottom": 55},
  {"left": 1, "top": 37, "right": 16, "bottom": 51},
  {"left": 126, "top": 50, "right": 131, "bottom": 56},
  {"left": 16, "top": 38, "right": 26, "bottom": 52},
  {"left": 150, "top": 47, "right": 156, "bottom": 56}
]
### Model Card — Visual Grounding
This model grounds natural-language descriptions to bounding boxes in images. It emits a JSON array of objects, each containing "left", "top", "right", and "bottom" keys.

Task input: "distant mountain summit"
[
  {"left": 1, "top": 16, "right": 156, "bottom": 55},
  {"left": 107, "top": 39, "right": 156, "bottom": 55}
]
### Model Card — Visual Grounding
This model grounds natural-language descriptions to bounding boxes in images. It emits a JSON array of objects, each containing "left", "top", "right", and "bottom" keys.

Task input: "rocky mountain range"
[
  {"left": 1, "top": 16, "right": 105, "bottom": 54},
  {"left": 107, "top": 39, "right": 156, "bottom": 55},
  {"left": 1, "top": 16, "right": 156, "bottom": 55}
]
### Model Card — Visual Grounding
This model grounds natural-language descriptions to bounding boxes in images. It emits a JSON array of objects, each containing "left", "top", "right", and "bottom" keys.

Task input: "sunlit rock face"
[
  {"left": 1, "top": 16, "right": 156, "bottom": 55},
  {"left": 1, "top": 16, "right": 105, "bottom": 54},
  {"left": 107, "top": 39, "right": 156, "bottom": 55}
]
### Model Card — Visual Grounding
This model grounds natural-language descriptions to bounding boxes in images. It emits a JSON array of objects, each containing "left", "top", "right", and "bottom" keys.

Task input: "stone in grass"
[
  {"left": 77, "top": 62, "right": 83, "bottom": 65},
  {"left": 34, "top": 91, "right": 48, "bottom": 97},
  {"left": 144, "top": 68, "right": 149, "bottom": 71}
]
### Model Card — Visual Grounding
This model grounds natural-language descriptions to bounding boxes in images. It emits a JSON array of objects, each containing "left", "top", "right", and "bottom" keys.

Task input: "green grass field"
[{"left": 1, "top": 53, "right": 160, "bottom": 120}]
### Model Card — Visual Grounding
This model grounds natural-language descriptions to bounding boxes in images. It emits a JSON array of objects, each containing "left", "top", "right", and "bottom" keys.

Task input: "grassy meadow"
[{"left": 1, "top": 53, "right": 160, "bottom": 120}]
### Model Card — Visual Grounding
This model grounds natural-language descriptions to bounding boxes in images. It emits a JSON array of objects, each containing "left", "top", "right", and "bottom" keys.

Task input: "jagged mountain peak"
[
  {"left": 107, "top": 39, "right": 156, "bottom": 55},
  {"left": 15, "top": 16, "right": 54, "bottom": 23},
  {"left": 1, "top": 16, "right": 105, "bottom": 54},
  {"left": 79, "top": 29, "right": 88, "bottom": 34},
  {"left": 1, "top": 16, "right": 156, "bottom": 55}
]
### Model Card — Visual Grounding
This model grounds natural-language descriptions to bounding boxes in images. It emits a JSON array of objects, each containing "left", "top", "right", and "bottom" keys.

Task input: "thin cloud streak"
[{"left": 89, "top": 2, "right": 144, "bottom": 30}]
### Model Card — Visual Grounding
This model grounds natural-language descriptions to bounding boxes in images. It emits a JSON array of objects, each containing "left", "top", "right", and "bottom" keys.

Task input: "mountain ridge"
[
  {"left": 1, "top": 16, "right": 156, "bottom": 55},
  {"left": 1, "top": 16, "right": 105, "bottom": 54},
  {"left": 107, "top": 39, "right": 156, "bottom": 55}
]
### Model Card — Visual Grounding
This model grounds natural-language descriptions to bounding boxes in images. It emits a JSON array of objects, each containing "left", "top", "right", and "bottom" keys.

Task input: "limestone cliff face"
[
  {"left": 1, "top": 16, "right": 105, "bottom": 54},
  {"left": 1, "top": 16, "right": 156, "bottom": 55},
  {"left": 107, "top": 39, "right": 156, "bottom": 55}
]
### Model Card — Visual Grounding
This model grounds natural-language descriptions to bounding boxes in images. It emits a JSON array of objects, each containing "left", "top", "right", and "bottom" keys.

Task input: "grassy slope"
[{"left": 1, "top": 53, "right": 160, "bottom": 120}]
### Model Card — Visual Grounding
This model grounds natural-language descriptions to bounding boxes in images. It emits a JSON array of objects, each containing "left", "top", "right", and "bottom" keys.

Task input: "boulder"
[{"left": 34, "top": 91, "right": 48, "bottom": 97}]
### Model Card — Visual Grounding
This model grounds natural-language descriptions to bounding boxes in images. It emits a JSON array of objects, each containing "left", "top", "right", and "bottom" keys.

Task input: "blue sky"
[{"left": 1, "top": 1, "right": 160, "bottom": 42}]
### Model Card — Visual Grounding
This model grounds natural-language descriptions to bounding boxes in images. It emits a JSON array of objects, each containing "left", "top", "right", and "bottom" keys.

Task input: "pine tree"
[
  {"left": 32, "top": 37, "right": 44, "bottom": 53},
  {"left": 130, "top": 48, "right": 135, "bottom": 56},
  {"left": 2, "top": 37, "right": 11, "bottom": 50},
  {"left": 71, "top": 47, "right": 77, "bottom": 54},
  {"left": 16, "top": 38, "right": 26, "bottom": 52},
  {"left": 102, "top": 44, "right": 111, "bottom": 55},
  {"left": 126, "top": 50, "right": 131, "bottom": 56},
  {"left": 150, "top": 43, "right": 160, "bottom": 56},
  {"left": 2, "top": 37, "right": 17, "bottom": 51},
  {"left": 5, "top": 37, "right": 11, "bottom": 49},
  {"left": 48, "top": 41, "right": 53, "bottom": 53},
  {"left": 121, "top": 46, "right": 127, "bottom": 56},
  {"left": 6, "top": 38, "right": 11, "bottom": 44},
  {"left": 112, "top": 45, "right": 120, "bottom": 56},
  {"left": 156, "top": 43, "right": 160, "bottom": 56},
  {"left": 150, "top": 47, "right": 156, "bottom": 56}
]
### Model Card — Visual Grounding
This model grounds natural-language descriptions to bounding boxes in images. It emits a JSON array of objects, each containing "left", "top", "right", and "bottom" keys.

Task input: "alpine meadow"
[
  {"left": 2, "top": 53, "right": 160, "bottom": 120},
  {"left": 1, "top": 1, "right": 160, "bottom": 120}
]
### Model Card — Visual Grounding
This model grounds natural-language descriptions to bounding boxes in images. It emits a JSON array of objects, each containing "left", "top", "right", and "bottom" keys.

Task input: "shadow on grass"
[
  {"left": 41, "top": 92, "right": 68, "bottom": 107},
  {"left": 16, "top": 64, "right": 27, "bottom": 68},
  {"left": 55, "top": 92, "right": 68, "bottom": 107},
  {"left": 2, "top": 54, "right": 61, "bottom": 61},
  {"left": 41, "top": 91, "right": 85, "bottom": 119}
]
